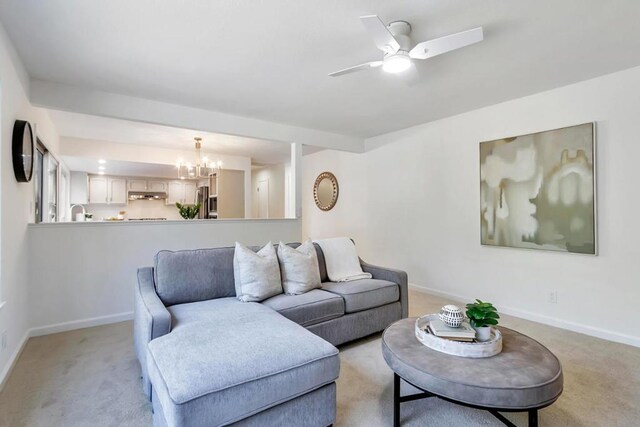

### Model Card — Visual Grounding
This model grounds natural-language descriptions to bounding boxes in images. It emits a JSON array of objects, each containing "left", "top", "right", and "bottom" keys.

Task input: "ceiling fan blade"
[
  {"left": 409, "top": 27, "right": 483, "bottom": 60},
  {"left": 328, "top": 61, "right": 383, "bottom": 77},
  {"left": 360, "top": 15, "right": 400, "bottom": 54}
]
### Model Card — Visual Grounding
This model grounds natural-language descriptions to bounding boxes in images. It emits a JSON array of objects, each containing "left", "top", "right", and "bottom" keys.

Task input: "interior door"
[{"left": 258, "top": 179, "right": 269, "bottom": 219}]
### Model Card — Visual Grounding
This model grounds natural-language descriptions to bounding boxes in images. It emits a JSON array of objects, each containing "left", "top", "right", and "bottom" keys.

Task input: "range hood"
[{"left": 128, "top": 191, "right": 167, "bottom": 201}]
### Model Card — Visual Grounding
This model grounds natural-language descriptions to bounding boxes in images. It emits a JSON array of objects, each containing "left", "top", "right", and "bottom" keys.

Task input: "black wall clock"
[{"left": 12, "top": 120, "right": 34, "bottom": 182}]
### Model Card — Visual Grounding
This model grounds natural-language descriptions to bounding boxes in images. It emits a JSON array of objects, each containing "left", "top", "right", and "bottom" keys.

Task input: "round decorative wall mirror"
[{"left": 313, "top": 172, "right": 339, "bottom": 211}]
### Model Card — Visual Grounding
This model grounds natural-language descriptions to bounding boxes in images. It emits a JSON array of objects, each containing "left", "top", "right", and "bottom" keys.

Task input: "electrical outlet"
[
  {"left": 1, "top": 331, "right": 7, "bottom": 352},
  {"left": 548, "top": 291, "right": 558, "bottom": 304}
]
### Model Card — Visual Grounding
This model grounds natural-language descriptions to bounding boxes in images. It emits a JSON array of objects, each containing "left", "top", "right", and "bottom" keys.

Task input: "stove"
[{"left": 128, "top": 218, "right": 167, "bottom": 221}]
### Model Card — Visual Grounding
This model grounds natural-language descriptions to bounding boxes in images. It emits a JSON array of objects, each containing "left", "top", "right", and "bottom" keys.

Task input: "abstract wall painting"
[{"left": 480, "top": 123, "right": 596, "bottom": 254}]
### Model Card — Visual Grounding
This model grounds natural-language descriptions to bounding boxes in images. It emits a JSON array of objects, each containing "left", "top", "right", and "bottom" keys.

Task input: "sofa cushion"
[
  {"left": 154, "top": 243, "right": 326, "bottom": 306},
  {"left": 278, "top": 240, "right": 322, "bottom": 295},
  {"left": 262, "top": 289, "right": 344, "bottom": 327},
  {"left": 147, "top": 300, "right": 340, "bottom": 427},
  {"left": 154, "top": 247, "right": 236, "bottom": 306},
  {"left": 321, "top": 279, "right": 399, "bottom": 313},
  {"left": 167, "top": 297, "right": 274, "bottom": 330},
  {"left": 289, "top": 242, "right": 328, "bottom": 283},
  {"left": 233, "top": 241, "right": 282, "bottom": 302}
]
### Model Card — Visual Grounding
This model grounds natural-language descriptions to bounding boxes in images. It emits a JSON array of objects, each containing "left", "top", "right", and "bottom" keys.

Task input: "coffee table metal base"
[{"left": 393, "top": 373, "right": 540, "bottom": 427}]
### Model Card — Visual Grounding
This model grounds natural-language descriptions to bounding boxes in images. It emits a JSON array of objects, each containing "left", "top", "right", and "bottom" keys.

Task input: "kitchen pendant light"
[{"left": 176, "top": 137, "right": 223, "bottom": 179}]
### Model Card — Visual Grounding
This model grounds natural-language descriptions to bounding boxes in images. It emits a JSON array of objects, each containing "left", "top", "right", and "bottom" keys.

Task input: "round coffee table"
[{"left": 382, "top": 318, "right": 563, "bottom": 427}]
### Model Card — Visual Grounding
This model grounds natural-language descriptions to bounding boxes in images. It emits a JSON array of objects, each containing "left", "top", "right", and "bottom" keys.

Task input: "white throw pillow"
[
  {"left": 233, "top": 242, "right": 282, "bottom": 302},
  {"left": 278, "top": 240, "right": 322, "bottom": 295}
]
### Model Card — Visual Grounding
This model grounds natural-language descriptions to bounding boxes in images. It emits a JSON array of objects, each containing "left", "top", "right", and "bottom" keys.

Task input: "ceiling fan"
[{"left": 329, "top": 15, "right": 483, "bottom": 77}]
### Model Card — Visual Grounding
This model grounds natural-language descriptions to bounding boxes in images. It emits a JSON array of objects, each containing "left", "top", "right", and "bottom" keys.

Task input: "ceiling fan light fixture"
[
  {"left": 328, "top": 15, "right": 483, "bottom": 78},
  {"left": 382, "top": 53, "right": 411, "bottom": 73}
]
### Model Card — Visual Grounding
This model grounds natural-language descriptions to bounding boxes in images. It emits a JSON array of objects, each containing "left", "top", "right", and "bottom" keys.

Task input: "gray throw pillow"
[
  {"left": 278, "top": 240, "right": 321, "bottom": 295},
  {"left": 234, "top": 242, "right": 282, "bottom": 302}
]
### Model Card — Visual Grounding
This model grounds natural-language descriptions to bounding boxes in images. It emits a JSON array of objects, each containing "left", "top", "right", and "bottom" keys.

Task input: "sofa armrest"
[
  {"left": 360, "top": 261, "right": 408, "bottom": 318},
  {"left": 134, "top": 267, "right": 171, "bottom": 398}
]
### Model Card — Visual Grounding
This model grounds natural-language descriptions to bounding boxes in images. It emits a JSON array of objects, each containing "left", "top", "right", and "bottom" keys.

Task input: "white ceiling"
[
  {"left": 48, "top": 110, "right": 322, "bottom": 164},
  {"left": 3, "top": 1, "right": 640, "bottom": 138},
  {"left": 62, "top": 156, "right": 181, "bottom": 179}
]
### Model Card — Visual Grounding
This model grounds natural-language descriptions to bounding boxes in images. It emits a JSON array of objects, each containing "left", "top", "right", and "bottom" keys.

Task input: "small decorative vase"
[
  {"left": 439, "top": 305, "right": 464, "bottom": 328},
  {"left": 474, "top": 326, "right": 492, "bottom": 342}
]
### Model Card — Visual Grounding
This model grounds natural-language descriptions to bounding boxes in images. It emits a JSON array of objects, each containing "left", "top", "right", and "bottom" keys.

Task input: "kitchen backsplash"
[{"left": 85, "top": 199, "right": 183, "bottom": 220}]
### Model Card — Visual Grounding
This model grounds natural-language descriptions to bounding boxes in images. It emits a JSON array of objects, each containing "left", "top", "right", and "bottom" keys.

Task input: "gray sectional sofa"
[{"left": 134, "top": 242, "right": 408, "bottom": 427}]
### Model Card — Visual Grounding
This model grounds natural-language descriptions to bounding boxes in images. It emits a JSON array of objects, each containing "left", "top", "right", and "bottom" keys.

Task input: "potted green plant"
[
  {"left": 465, "top": 299, "right": 500, "bottom": 342},
  {"left": 176, "top": 202, "right": 201, "bottom": 220}
]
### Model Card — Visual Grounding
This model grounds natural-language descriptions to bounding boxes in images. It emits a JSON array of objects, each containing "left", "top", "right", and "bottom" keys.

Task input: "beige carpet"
[{"left": 1, "top": 290, "right": 639, "bottom": 426}]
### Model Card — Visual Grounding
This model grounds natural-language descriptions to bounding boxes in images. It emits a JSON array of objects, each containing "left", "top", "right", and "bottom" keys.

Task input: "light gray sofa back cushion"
[
  {"left": 154, "top": 242, "right": 329, "bottom": 306},
  {"left": 288, "top": 242, "right": 328, "bottom": 283},
  {"left": 154, "top": 247, "right": 238, "bottom": 305}
]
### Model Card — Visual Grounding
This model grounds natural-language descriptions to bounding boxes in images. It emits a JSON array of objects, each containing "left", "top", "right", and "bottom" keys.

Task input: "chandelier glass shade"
[{"left": 177, "top": 137, "right": 223, "bottom": 179}]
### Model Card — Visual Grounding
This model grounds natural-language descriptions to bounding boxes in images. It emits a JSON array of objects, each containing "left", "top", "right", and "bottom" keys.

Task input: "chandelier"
[{"left": 176, "top": 137, "right": 223, "bottom": 179}]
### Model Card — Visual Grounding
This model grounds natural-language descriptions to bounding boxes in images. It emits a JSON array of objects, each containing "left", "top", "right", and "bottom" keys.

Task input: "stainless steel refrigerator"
[{"left": 196, "top": 185, "right": 209, "bottom": 219}]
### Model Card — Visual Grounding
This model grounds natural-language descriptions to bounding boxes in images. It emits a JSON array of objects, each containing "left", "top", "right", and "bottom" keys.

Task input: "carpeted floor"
[{"left": 1, "top": 290, "right": 639, "bottom": 426}]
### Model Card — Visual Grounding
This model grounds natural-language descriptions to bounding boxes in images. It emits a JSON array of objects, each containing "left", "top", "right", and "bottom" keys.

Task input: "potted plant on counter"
[
  {"left": 176, "top": 202, "right": 201, "bottom": 220},
  {"left": 465, "top": 299, "right": 500, "bottom": 342}
]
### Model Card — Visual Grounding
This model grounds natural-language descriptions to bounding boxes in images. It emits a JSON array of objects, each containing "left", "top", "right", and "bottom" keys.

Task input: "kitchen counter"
[{"left": 28, "top": 218, "right": 298, "bottom": 228}]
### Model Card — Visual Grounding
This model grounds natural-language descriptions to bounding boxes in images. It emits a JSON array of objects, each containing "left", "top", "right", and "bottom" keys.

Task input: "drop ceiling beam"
[{"left": 30, "top": 79, "right": 364, "bottom": 153}]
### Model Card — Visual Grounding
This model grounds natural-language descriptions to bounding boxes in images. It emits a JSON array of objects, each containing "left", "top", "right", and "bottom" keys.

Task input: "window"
[
  {"left": 34, "top": 141, "right": 45, "bottom": 223},
  {"left": 34, "top": 139, "right": 59, "bottom": 223}
]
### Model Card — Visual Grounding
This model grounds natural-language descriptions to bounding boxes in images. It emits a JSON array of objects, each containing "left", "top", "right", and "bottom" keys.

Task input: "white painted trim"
[
  {"left": 29, "top": 311, "right": 134, "bottom": 337},
  {"left": 409, "top": 284, "right": 640, "bottom": 348},
  {"left": 0, "top": 331, "right": 29, "bottom": 392}
]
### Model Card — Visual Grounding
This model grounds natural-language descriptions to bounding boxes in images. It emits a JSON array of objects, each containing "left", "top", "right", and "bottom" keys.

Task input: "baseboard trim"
[
  {"left": 409, "top": 284, "right": 640, "bottom": 348},
  {"left": 29, "top": 311, "right": 134, "bottom": 337},
  {"left": 0, "top": 331, "right": 29, "bottom": 392}
]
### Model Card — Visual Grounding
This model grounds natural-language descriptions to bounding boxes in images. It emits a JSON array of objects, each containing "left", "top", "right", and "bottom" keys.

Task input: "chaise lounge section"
[{"left": 134, "top": 242, "right": 408, "bottom": 427}]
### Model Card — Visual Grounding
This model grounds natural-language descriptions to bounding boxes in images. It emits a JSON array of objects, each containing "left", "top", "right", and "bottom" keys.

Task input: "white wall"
[
  {"left": 303, "top": 66, "right": 640, "bottom": 347},
  {"left": 28, "top": 219, "right": 301, "bottom": 334},
  {"left": 303, "top": 150, "right": 369, "bottom": 242},
  {"left": 0, "top": 23, "right": 62, "bottom": 387},
  {"left": 252, "top": 164, "right": 286, "bottom": 219}
]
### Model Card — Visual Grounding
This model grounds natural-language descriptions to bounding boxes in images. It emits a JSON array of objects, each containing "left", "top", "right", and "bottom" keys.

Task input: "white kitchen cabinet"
[
  {"left": 88, "top": 175, "right": 127, "bottom": 205},
  {"left": 148, "top": 181, "right": 167, "bottom": 192},
  {"left": 128, "top": 180, "right": 147, "bottom": 191},
  {"left": 167, "top": 180, "right": 198, "bottom": 205},
  {"left": 167, "top": 181, "right": 184, "bottom": 205},
  {"left": 109, "top": 178, "right": 127, "bottom": 204},
  {"left": 88, "top": 176, "right": 108, "bottom": 204},
  {"left": 184, "top": 182, "right": 197, "bottom": 204},
  {"left": 128, "top": 179, "right": 167, "bottom": 193}
]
